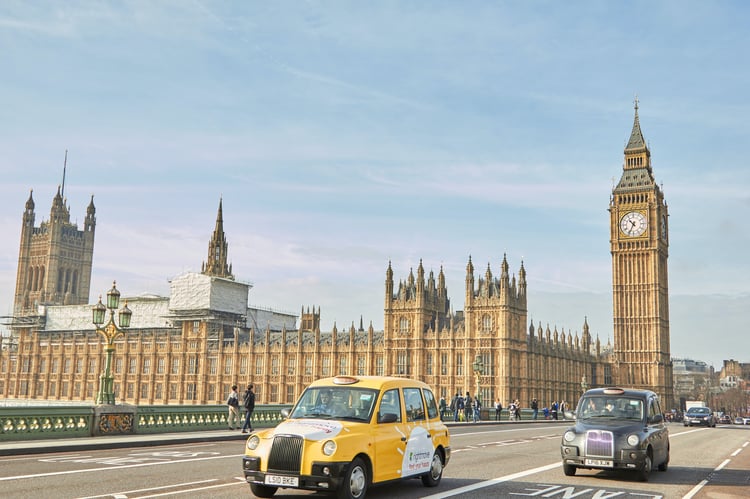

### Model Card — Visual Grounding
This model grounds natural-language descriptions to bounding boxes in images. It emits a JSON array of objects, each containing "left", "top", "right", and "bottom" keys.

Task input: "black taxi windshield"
[
  {"left": 578, "top": 395, "right": 644, "bottom": 421},
  {"left": 290, "top": 387, "right": 379, "bottom": 422}
]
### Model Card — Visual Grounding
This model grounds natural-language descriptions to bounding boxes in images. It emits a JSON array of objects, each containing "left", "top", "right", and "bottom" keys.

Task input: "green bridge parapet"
[{"left": 0, "top": 404, "right": 291, "bottom": 441}]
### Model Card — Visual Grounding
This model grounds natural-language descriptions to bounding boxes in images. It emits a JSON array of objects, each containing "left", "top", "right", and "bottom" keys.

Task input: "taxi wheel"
[
  {"left": 637, "top": 453, "right": 652, "bottom": 482},
  {"left": 250, "top": 483, "right": 277, "bottom": 498},
  {"left": 421, "top": 450, "right": 444, "bottom": 487},
  {"left": 337, "top": 457, "right": 368, "bottom": 499},
  {"left": 562, "top": 464, "right": 576, "bottom": 476},
  {"left": 658, "top": 448, "right": 670, "bottom": 471}
]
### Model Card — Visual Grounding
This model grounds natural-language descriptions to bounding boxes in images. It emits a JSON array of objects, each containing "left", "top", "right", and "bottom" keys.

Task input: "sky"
[{"left": 1, "top": 1, "right": 749, "bottom": 370}]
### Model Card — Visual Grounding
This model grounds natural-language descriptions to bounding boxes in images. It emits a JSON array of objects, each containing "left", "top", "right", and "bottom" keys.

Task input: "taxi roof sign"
[{"left": 332, "top": 376, "right": 360, "bottom": 385}]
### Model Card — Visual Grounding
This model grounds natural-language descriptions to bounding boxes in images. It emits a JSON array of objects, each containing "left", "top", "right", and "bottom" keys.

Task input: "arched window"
[
  {"left": 399, "top": 317, "right": 409, "bottom": 334},
  {"left": 482, "top": 314, "right": 492, "bottom": 333}
]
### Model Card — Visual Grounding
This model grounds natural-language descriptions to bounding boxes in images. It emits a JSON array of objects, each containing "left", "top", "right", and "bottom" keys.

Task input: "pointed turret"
[
  {"left": 202, "top": 198, "right": 234, "bottom": 280},
  {"left": 625, "top": 96, "right": 649, "bottom": 154},
  {"left": 85, "top": 195, "right": 96, "bottom": 233},
  {"left": 615, "top": 98, "right": 656, "bottom": 193},
  {"left": 385, "top": 260, "right": 394, "bottom": 307},
  {"left": 23, "top": 190, "right": 35, "bottom": 228},
  {"left": 50, "top": 185, "right": 70, "bottom": 224},
  {"left": 465, "top": 255, "right": 475, "bottom": 305}
]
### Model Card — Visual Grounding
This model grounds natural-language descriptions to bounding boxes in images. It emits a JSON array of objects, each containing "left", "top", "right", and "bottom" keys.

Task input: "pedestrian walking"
[
  {"left": 439, "top": 396, "right": 447, "bottom": 421},
  {"left": 451, "top": 392, "right": 462, "bottom": 422},
  {"left": 531, "top": 398, "right": 539, "bottom": 420},
  {"left": 464, "top": 392, "right": 473, "bottom": 423},
  {"left": 472, "top": 397, "right": 481, "bottom": 423},
  {"left": 241, "top": 383, "right": 256, "bottom": 433},
  {"left": 227, "top": 385, "right": 240, "bottom": 430},
  {"left": 494, "top": 399, "right": 502, "bottom": 421}
]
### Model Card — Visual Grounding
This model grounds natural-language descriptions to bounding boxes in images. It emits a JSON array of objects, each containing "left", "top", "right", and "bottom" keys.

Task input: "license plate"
[
  {"left": 264, "top": 474, "right": 299, "bottom": 487},
  {"left": 585, "top": 458, "right": 613, "bottom": 467}
]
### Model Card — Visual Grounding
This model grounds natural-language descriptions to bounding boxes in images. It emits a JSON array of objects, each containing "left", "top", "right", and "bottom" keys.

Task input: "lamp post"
[
  {"left": 92, "top": 281, "right": 132, "bottom": 405},
  {"left": 581, "top": 375, "right": 589, "bottom": 394},
  {"left": 472, "top": 354, "right": 485, "bottom": 403}
]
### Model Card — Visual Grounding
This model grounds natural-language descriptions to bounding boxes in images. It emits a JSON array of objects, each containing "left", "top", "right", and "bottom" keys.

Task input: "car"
[
  {"left": 560, "top": 387, "right": 670, "bottom": 482},
  {"left": 683, "top": 406, "right": 716, "bottom": 427},
  {"left": 734, "top": 417, "right": 744, "bottom": 425},
  {"left": 242, "top": 375, "right": 451, "bottom": 498},
  {"left": 718, "top": 415, "right": 732, "bottom": 425},
  {"left": 743, "top": 416, "right": 750, "bottom": 425}
]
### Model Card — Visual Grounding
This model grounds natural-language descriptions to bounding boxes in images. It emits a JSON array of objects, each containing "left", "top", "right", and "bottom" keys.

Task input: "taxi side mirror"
[
  {"left": 649, "top": 413, "right": 663, "bottom": 424},
  {"left": 280, "top": 408, "right": 291, "bottom": 419},
  {"left": 378, "top": 412, "right": 399, "bottom": 423}
]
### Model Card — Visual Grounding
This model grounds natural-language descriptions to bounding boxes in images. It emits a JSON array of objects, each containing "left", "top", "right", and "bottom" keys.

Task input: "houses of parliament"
[{"left": 0, "top": 104, "right": 675, "bottom": 409}]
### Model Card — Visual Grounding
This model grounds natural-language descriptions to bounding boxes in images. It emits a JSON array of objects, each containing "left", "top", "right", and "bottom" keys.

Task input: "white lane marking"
[
  {"left": 0, "top": 453, "right": 243, "bottom": 481},
  {"left": 682, "top": 479, "right": 708, "bottom": 499},
  {"left": 730, "top": 447, "right": 742, "bottom": 457},
  {"left": 421, "top": 462, "right": 561, "bottom": 498},
  {"left": 76, "top": 479, "right": 219, "bottom": 499},
  {"left": 714, "top": 458, "right": 731, "bottom": 471}
]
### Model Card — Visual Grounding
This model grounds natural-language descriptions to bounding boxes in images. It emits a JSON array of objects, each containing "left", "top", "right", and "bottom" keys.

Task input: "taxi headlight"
[
  {"left": 322, "top": 440, "right": 337, "bottom": 456},
  {"left": 563, "top": 430, "right": 576, "bottom": 443},
  {"left": 247, "top": 435, "right": 260, "bottom": 451},
  {"left": 627, "top": 434, "right": 640, "bottom": 446}
]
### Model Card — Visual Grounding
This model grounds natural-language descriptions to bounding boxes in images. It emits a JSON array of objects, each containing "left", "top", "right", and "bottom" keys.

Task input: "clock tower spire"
[{"left": 609, "top": 99, "right": 673, "bottom": 408}]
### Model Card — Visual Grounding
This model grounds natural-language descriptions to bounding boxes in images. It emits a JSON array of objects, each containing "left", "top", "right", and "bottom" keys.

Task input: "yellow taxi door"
[
  {"left": 400, "top": 387, "right": 435, "bottom": 477},
  {"left": 371, "top": 387, "right": 408, "bottom": 483}
]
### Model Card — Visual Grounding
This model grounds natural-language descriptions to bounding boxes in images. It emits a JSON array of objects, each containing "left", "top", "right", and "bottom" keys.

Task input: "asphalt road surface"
[{"left": 1, "top": 422, "right": 748, "bottom": 498}]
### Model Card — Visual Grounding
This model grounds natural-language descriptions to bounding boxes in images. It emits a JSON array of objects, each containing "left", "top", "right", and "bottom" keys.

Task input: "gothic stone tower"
[
  {"left": 383, "top": 259, "right": 451, "bottom": 377},
  {"left": 13, "top": 187, "right": 96, "bottom": 316},
  {"left": 201, "top": 198, "right": 234, "bottom": 280},
  {"left": 609, "top": 100, "right": 674, "bottom": 407}
]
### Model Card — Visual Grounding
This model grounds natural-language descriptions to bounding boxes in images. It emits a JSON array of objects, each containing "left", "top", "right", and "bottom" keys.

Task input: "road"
[{"left": 1, "top": 422, "right": 748, "bottom": 498}]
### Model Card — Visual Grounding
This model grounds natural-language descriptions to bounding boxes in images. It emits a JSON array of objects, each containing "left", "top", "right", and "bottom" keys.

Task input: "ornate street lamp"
[
  {"left": 472, "top": 354, "right": 484, "bottom": 402},
  {"left": 93, "top": 281, "right": 132, "bottom": 404},
  {"left": 581, "top": 375, "right": 589, "bottom": 393}
]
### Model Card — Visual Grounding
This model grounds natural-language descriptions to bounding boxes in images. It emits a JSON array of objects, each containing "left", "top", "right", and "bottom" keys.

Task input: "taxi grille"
[
  {"left": 267, "top": 435, "right": 303, "bottom": 473},
  {"left": 584, "top": 430, "right": 614, "bottom": 458}
]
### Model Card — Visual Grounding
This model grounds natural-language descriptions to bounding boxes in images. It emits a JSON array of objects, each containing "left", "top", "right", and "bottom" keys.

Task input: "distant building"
[
  {"left": 673, "top": 358, "right": 713, "bottom": 399},
  {"left": 1, "top": 104, "right": 678, "bottom": 408}
]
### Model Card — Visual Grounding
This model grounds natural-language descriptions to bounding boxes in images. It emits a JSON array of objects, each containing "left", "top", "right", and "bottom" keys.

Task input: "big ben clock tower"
[{"left": 609, "top": 99, "right": 674, "bottom": 408}]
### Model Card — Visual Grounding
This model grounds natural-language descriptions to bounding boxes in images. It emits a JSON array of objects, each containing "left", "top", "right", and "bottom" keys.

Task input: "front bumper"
[
  {"left": 561, "top": 445, "right": 648, "bottom": 471},
  {"left": 242, "top": 457, "right": 349, "bottom": 492},
  {"left": 684, "top": 418, "right": 711, "bottom": 426}
]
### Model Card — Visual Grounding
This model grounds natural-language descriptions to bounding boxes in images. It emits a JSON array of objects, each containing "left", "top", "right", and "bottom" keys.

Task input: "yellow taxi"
[{"left": 242, "top": 375, "right": 451, "bottom": 499}]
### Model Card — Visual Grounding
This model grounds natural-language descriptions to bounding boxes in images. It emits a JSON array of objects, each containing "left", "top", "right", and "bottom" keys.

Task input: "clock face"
[{"left": 620, "top": 211, "right": 647, "bottom": 237}]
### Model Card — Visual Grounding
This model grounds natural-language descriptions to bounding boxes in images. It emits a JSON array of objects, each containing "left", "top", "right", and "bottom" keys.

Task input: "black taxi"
[{"left": 560, "top": 387, "right": 670, "bottom": 482}]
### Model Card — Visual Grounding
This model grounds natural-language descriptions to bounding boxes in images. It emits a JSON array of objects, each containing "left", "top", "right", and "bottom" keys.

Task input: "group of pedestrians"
[
  {"left": 227, "top": 383, "right": 256, "bottom": 433},
  {"left": 447, "top": 392, "right": 482, "bottom": 422},
  {"left": 448, "top": 396, "right": 570, "bottom": 422}
]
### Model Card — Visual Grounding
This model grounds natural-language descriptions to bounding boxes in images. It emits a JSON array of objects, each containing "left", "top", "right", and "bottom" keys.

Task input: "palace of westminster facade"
[{"left": 0, "top": 104, "right": 677, "bottom": 409}]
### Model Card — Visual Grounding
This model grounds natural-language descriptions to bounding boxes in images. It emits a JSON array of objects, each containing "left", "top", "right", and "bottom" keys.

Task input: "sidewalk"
[
  {"left": 0, "top": 418, "right": 565, "bottom": 456},
  {"left": 0, "top": 428, "right": 247, "bottom": 456}
]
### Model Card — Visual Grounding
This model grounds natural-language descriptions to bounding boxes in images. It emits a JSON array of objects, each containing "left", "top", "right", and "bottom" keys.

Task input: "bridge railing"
[{"left": 0, "top": 404, "right": 292, "bottom": 441}]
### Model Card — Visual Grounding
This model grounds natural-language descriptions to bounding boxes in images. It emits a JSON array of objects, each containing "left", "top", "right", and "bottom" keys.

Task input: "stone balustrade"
[{"left": 0, "top": 404, "right": 291, "bottom": 441}]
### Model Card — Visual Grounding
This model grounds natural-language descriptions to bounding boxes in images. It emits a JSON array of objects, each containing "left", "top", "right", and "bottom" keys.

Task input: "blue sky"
[{"left": 1, "top": 1, "right": 748, "bottom": 369}]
